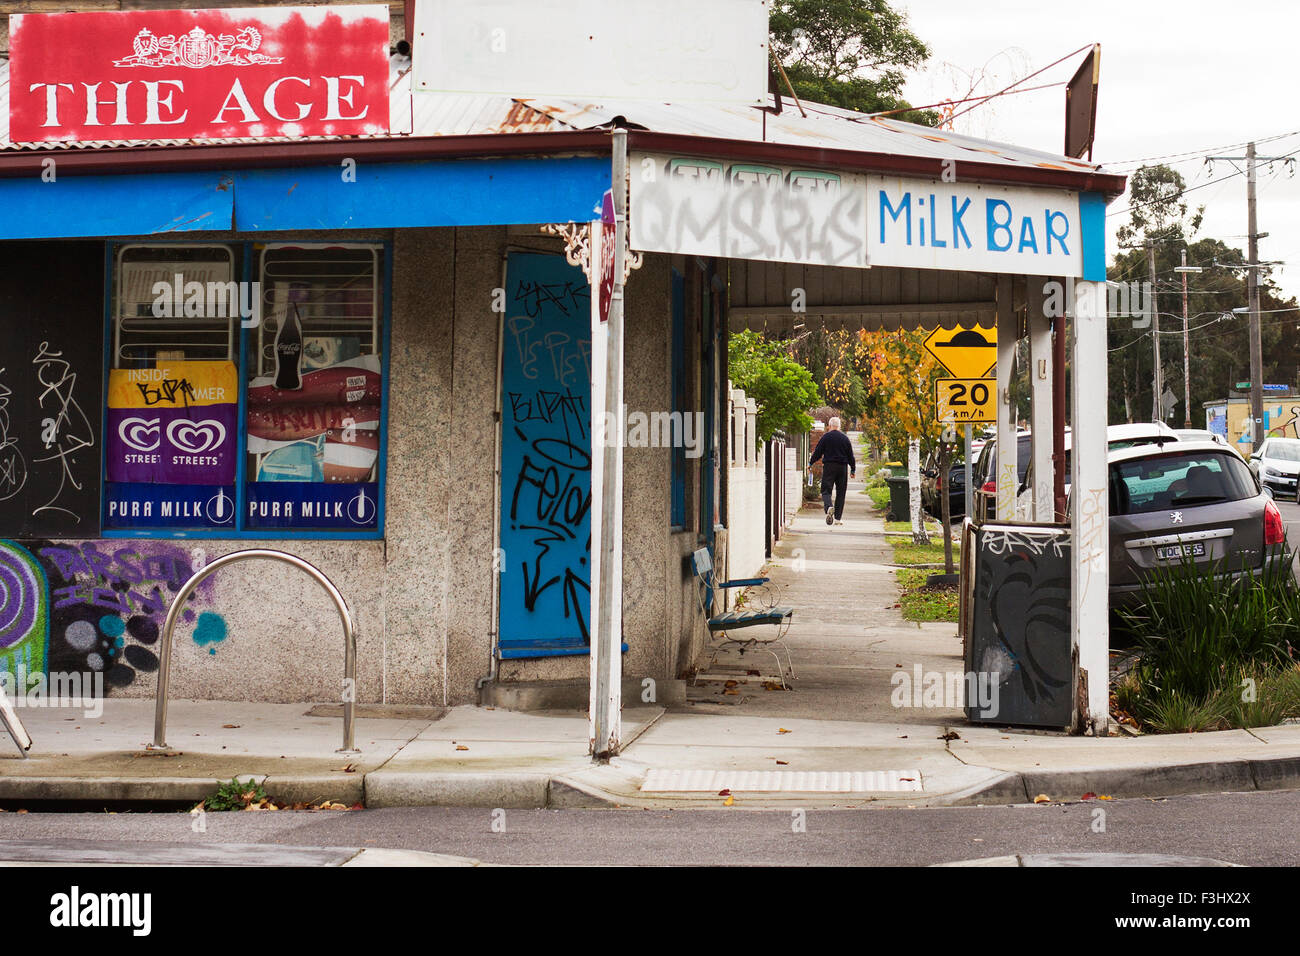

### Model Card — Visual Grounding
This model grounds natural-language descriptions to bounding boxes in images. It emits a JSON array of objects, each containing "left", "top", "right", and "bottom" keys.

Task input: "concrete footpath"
[
  {"left": 3, "top": 696, "right": 1298, "bottom": 810},
  {"left": 2, "top": 475, "right": 1299, "bottom": 810}
]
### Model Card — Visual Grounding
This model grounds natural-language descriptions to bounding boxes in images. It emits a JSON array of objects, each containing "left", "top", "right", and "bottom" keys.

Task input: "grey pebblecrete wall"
[{"left": 50, "top": 225, "right": 703, "bottom": 706}]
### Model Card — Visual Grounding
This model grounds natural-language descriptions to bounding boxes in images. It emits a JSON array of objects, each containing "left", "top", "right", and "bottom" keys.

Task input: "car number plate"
[{"left": 1154, "top": 542, "right": 1206, "bottom": 560}]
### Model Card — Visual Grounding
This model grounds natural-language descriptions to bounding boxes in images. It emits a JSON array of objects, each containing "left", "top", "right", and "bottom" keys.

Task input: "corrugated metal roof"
[{"left": 0, "top": 54, "right": 1105, "bottom": 177}]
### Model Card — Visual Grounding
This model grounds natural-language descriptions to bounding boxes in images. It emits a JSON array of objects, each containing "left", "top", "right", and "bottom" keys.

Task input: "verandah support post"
[
  {"left": 590, "top": 129, "right": 627, "bottom": 759},
  {"left": 995, "top": 275, "right": 1017, "bottom": 520},
  {"left": 1070, "top": 279, "right": 1110, "bottom": 734},
  {"left": 1027, "top": 277, "right": 1055, "bottom": 522}
]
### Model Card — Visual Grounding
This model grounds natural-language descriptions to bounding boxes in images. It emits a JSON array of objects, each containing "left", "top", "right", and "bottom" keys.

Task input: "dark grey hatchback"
[{"left": 1107, "top": 440, "right": 1291, "bottom": 610}]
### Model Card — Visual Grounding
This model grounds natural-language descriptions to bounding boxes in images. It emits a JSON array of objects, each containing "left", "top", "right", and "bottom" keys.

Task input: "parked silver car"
[
  {"left": 1107, "top": 440, "right": 1290, "bottom": 610},
  {"left": 1248, "top": 436, "right": 1300, "bottom": 499}
]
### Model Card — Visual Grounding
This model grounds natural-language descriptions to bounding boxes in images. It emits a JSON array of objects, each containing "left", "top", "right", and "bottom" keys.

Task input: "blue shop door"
[{"left": 497, "top": 253, "right": 593, "bottom": 658}]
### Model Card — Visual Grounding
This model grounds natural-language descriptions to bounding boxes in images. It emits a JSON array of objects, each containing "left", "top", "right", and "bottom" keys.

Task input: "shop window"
[
  {"left": 102, "top": 241, "right": 388, "bottom": 538},
  {"left": 244, "top": 245, "right": 383, "bottom": 532}
]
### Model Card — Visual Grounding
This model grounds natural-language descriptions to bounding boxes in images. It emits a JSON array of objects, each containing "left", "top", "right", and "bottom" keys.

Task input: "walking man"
[{"left": 809, "top": 417, "right": 856, "bottom": 526}]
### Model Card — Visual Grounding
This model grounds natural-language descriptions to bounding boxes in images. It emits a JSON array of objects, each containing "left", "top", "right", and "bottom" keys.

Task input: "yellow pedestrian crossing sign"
[{"left": 923, "top": 324, "right": 997, "bottom": 379}]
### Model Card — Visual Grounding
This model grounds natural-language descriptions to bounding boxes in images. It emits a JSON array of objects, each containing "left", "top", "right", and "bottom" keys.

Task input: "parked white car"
[{"left": 1248, "top": 437, "right": 1300, "bottom": 499}]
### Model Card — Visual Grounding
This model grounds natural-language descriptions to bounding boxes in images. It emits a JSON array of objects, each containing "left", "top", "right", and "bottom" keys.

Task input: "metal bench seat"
[
  {"left": 690, "top": 547, "right": 795, "bottom": 688},
  {"left": 708, "top": 607, "right": 794, "bottom": 630}
]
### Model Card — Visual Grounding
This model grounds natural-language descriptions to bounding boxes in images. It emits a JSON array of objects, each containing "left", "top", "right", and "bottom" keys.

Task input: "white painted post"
[
  {"left": 1071, "top": 279, "right": 1110, "bottom": 734},
  {"left": 1027, "top": 277, "right": 1054, "bottom": 522},
  {"left": 588, "top": 220, "right": 608, "bottom": 756},
  {"left": 995, "top": 275, "right": 1018, "bottom": 521},
  {"left": 745, "top": 397, "right": 758, "bottom": 466},
  {"left": 732, "top": 388, "right": 745, "bottom": 465},
  {"left": 908, "top": 437, "right": 924, "bottom": 542},
  {"left": 589, "top": 131, "right": 627, "bottom": 758}
]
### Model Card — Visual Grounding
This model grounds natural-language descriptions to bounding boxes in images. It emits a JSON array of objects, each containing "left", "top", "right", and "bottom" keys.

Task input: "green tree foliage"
[
  {"left": 769, "top": 0, "right": 938, "bottom": 124},
  {"left": 1115, "top": 164, "right": 1204, "bottom": 249},
  {"left": 1108, "top": 165, "right": 1297, "bottom": 427},
  {"left": 729, "top": 330, "right": 823, "bottom": 439},
  {"left": 790, "top": 328, "right": 872, "bottom": 423}
]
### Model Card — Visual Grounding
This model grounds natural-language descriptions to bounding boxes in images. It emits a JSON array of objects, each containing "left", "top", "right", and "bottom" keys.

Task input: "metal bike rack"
[{"left": 149, "top": 549, "right": 358, "bottom": 754}]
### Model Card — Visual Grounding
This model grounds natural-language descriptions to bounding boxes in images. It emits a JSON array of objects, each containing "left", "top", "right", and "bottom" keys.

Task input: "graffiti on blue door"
[{"left": 497, "top": 253, "right": 592, "bottom": 657}]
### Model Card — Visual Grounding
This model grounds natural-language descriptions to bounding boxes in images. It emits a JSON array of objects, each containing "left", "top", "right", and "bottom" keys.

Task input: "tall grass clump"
[{"left": 1114, "top": 549, "right": 1300, "bottom": 732}]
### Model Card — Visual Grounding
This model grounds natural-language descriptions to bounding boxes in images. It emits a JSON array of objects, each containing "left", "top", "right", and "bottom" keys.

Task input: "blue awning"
[
  {"left": 0, "top": 156, "right": 610, "bottom": 239},
  {"left": 0, "top": 170, "right": 234, "bottom": 238}
]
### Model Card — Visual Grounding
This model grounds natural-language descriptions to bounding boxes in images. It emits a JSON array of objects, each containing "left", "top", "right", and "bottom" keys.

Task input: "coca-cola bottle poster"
[{"left": 245, "top": 333, "right": 382, "bottom": 531}]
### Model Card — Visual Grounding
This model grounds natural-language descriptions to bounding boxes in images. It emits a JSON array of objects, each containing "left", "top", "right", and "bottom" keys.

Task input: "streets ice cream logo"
[
  {"left": 118, "top": 417, "right": 161, "bottom": 452},
  {"left": 114, "top": 26, "right": 284, "bottom": 69},
  {"left": 117, "top": 417, "right": 226, "bottom": 454},
  {"left": 167, "top": 420, "right": 226, "bottom": 455}
]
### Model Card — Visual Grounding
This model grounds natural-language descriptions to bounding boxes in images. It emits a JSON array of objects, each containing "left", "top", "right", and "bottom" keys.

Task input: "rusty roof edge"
[
  {"left": 0, "top": 129, "right": 613, "bottom": 177},
  {"left": 626, "top": 131, "right": 1128, "bottom": 198}
]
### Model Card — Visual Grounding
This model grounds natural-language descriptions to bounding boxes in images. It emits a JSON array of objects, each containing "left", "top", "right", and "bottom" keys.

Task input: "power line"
[{"left": 1103, "top": 128, "right": 1300, "bottom": 170}]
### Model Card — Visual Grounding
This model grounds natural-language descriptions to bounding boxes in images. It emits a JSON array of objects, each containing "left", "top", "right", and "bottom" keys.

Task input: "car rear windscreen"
[{"left": 1109, "top": 452, "right": 1257, "bottom": 516}]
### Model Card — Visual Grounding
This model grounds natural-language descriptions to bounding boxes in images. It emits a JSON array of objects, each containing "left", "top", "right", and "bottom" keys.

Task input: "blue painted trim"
[
  {"left": 0, "top": 157, "right": 607, "bottom": 239},
  {"left": 99, "top": 528, "right": 383, "bottom": 541},
  {"left": 497, "top": 642, "right": 628, "bottom": 660},
  {"left": 1079, "top": 192, "right": 1107, "bottom": 282},
  {"left": 376, "top": 241, "right": 393, "bottom": 536},
  {"left": 0, "top": 172, "right": 233, "bottom": 239},
  {"left": 98, "top": 238, "right": 391, "bottom": 540},
  {"left": 234, "top": 243, "right": 252, "bottom": 530},
  {"left": 99, "top": 242, "right": 115, "bottom": 534},
  {"left": 233, "top": 157, "right": 609, "bottom": 231}
]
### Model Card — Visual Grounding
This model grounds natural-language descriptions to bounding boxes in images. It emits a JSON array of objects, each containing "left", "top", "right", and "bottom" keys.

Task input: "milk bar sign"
[
  {"left": 8, "top": 6, "right": 390, "bottom": 144},
  {"left": 868, "top": 176, "right": 1083, "bottom": 277}
]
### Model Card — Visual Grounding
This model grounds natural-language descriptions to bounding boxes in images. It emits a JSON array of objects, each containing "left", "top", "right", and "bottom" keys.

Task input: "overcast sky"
[{"left": 899, "top": 0, "right": 1300, "bottom": 301}]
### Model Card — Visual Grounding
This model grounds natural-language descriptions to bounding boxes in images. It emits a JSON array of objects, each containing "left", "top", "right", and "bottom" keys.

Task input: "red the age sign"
[{"left": 9, "top": 6, "right": 390, "bottom": 144}]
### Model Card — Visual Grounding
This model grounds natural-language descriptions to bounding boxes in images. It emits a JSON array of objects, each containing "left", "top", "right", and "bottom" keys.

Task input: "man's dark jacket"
[{"left": 809, "top": 429, "right": 856, "bottom": 472}]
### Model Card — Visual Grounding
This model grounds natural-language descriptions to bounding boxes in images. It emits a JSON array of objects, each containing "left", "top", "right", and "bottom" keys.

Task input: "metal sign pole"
[{"left": 964, "top": 424, "right": 974, "bottom": 520}]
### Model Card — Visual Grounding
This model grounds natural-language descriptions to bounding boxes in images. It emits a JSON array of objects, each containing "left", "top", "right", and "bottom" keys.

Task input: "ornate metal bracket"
[{"left": 540, "top": 222, "right": 645, "bottom": 285}]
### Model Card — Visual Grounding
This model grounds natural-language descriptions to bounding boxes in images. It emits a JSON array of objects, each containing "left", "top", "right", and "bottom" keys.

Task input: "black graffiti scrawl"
[
  {"left": 497, "top": 252, "right": 593, "bottom": 657},
  {"left": 0, "top": 241, "right": 104, "bottom": 537}
]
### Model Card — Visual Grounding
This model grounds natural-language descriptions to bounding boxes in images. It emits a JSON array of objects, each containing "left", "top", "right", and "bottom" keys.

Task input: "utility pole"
[
  {"left": 1174, "top": 251, "right": 1202, "bottom": 428},
  {"left": 1148, "top": 241, "right": 1161, "bottom": 422},
  {"left": 1206, "top": 142, "right": 1295, "bottom": 450},
  {"left": 1247, "top": 141, "right": 1264, "bottom": 449}
]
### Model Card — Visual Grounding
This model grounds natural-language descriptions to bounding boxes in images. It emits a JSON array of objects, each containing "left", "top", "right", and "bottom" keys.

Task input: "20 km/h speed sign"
[{"left": 936, "top": 377, "right": 995, "bottom": 423}]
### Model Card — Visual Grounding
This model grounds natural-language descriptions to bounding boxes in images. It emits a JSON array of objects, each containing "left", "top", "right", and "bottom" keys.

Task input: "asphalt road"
[{"left": 0, "top": 790, "right": 1295, "bottom": 866}]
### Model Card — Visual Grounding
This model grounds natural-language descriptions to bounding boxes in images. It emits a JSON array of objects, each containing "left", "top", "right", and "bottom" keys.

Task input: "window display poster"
[
  {"left": 245, "top": 353, "right": 381, "bottom": 530},
  {"left": 104, "top": 361, "right": 237, "bottom": 529}
]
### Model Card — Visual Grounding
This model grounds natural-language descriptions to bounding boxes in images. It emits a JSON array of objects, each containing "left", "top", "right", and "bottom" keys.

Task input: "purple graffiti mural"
[{"left": 1, "top": 540, "right": 228, "bottom": 689}]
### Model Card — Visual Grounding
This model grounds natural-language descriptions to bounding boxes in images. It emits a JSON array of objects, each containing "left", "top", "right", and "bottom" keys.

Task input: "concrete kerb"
[{"left": 2, "top": 755, "right": 1298, "bottom": 810}]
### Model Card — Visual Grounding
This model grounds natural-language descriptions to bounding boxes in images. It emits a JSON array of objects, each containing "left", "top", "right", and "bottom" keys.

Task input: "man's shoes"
[
  {"left": 835, "top": 519, "right": 844, "bottom": 525},
  {"left": 825, "top": 506, "right": 834, "bottom": 525}
]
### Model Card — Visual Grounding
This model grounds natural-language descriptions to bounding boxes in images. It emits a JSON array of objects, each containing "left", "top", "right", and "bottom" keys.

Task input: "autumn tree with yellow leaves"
[{"left": 859, "top": 328, "right": 952, "bottom": 546}]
